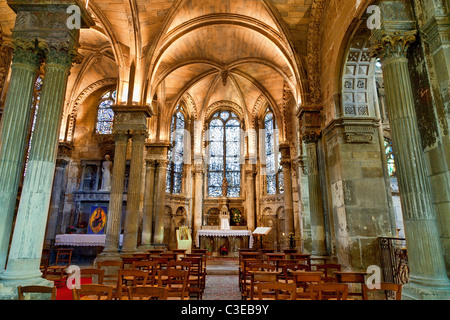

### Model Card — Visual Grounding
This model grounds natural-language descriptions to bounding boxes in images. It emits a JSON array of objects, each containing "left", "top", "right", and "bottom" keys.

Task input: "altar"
[
  {"left": 196, "top": 229, "right": 253, "bottom": 257},
  {"left": 55, "top": 234, "right": 123, "bottom": 247}
]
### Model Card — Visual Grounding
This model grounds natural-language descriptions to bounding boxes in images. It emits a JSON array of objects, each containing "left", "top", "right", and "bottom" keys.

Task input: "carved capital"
[
  {"left": 112, "top": 130, "right": 130, "bottom": 143},
  {"left": 41, "top": 39, "right": 83, "bottom": 68},
  {"left": 10, "top": 38, "right": 43, "bottom": 67},
  {"left": 369, "top": 30, "right": 417, "bottom": 61},
  {"left": 302, "top": 131, "right": 321, "bottom": 144}
]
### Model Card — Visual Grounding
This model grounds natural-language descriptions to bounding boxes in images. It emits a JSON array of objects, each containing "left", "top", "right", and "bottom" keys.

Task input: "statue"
[
  {"left": 220, "top": 205, "right": 230, "bottom": 230},
  {"left": 100, "top": 155, "right": 112, "bottom": 191},
  {"left": 221, "top": 177, "right": 228, "bottom": 197}
]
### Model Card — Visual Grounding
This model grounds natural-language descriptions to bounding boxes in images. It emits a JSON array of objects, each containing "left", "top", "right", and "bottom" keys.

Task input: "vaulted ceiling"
[{"left": 0, "top": 0, "right": 316, "bottom": 134}]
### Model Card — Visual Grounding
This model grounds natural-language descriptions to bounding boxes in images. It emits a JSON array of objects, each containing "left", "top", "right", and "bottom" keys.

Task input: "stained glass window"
[
  {"left": 166, "top": 107, "right": 186, "bottom": 194},
  {"left": 207, "top": 111, "right": 242, "bottom": 198},
  {"left": 384, "top": 138, "right": 396, "bottom": 177},
  {"left": 264, "top": 111, "right": 283, "bottom": 195},
  {"left": 96, "top": 89, "right": 116, "bottom": 134}
]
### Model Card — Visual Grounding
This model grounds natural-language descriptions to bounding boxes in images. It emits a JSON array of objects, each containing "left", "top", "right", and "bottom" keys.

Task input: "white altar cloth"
[
  {"left": 196, "top": 230, "right": 253, "bottom": 248},
  {"left": 55, "top": 234, "right": 123, "bottom": 247}
]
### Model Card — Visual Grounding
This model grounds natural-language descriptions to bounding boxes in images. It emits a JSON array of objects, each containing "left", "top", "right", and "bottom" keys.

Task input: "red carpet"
[{"left": 56, "top": 278, "right": 92, "bottom": 300}]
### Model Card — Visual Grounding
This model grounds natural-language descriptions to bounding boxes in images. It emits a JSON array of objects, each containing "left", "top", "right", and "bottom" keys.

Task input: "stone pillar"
[
  {"left": 192, "top": 163, "right": 204, "bottom": 246},
  {"left": 303, "top": 132, "right": 328, "bottom": 256},
  {"left": 44, "top": 143, "right": 72, "bottom": 248},
  {"left": 0, "top": 40, "right": 81, "bottom": 285},
  {"left": 154, "top": 159, "right": 169, "bottom": 244},
  {"left": 101, "top": 131, "right": 129, "bottom": 258},
  {"left": 370, "top": 30, "right": 450, "bottom": 299},
  {"left": 0, "top": 39, "right": 42, "bottom": 272},
  {"left": 140, "top": 157, "right": 157, "bottom": 248},
  {"left": 279, "top": 143, "right": 295, "bottom": 235},
  {"left": 122, "top": 130, "right": 147, "bottom": 253},
  {"left": 245, "top": 163, "right": 257, "bottom": 231}
]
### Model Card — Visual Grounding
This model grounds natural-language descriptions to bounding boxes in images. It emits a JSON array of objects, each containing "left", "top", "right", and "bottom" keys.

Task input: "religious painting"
[{"left": 88, "top": 206, "right": 108, "bottom": 234}]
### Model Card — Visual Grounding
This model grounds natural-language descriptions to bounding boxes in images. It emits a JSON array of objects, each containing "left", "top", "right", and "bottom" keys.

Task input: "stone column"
[
  {"left": 101, "top": 131, "right": 129, "bottom": 258},
  {"left": 154, "top": 159, "right": 169, "bottom": 244},
  {"left": 192, "top": 163, "right": 204, "bottom": 246},
  {"left": 44, "top": 143, "right": 72, "bottom": 248},
  {"left": 122, "top": 130, "right": 147, "bottom": 253},
  {"left": 0, "top": 39, "right": 42, "bottom": 272},
  {"left": 279, "top": 143, "right": 295, "bottom": 235},
  {"left": 140, "top": 157, "right": 157, "bottom": 248},
  {"left": 303, "top": 132, "right": 328, "bottom": 256},
  {"left": 370, "top": 30, "right": 450, "bottom": 299},
  {"left": 0, "top": 41, "right": 80, "bottom": 284},
  {"left": 245, "top": 163, "right": 257, "bottom": 231}
]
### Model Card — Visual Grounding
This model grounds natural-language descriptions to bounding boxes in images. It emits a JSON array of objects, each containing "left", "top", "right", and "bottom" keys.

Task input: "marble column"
[
  {"left": 140, "top": 158, "right": 157, "bottom": 248},
  {"left": 192, "top": 164, "right": 204, "bottom": 246},
  {"left": 122, "top": 131, "right": 147, "bottom": 253},
  {"left": 279, "top": 144, "right": 295, "bottom": 235},
  {"left": 153, "top": 159, "right": 169, "bottom": 244},
  {"left": 0, "top": 39, "right": 42, "bottom": 271},
  {"left": 0, "top": 42, "right": 80, "bottom": 284},
  {"left": 101, "top": 131, "right": 129, "bottom": 258},
  {"left": 370, "top": 30, "right": 450, "bottom": 299},
  {"left": 303, "top": 132, "right": 328, "bottom": 256}
]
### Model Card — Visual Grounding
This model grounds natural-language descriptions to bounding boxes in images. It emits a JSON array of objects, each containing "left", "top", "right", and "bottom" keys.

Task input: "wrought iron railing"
[{"left": 378, "top": 237, "right": 409, "bottom": 285}]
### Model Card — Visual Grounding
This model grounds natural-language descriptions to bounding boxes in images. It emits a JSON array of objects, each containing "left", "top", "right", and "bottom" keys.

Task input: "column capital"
[
  {"left": 302, "top": 131, "right": 321, "bottom": 144},
  {"left": 112, "top": 129, "right": 130, "bottom": 143},
  {"left": 9, "top": 38, "right": 43, "bottom": 67},
  {"left": 129, "top": 129, "right": 149, "bottom": 140},
  {"left": 369, "top": 30, "right": 417, "bottom": 61},
  {"left": 41, "top": 39, "right": 83, "bottom": 68}
]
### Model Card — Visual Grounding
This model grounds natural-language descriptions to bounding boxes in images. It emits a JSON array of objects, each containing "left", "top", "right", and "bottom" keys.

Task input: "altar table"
[
  {"left": 195, "top": 230, "right": 254, "bottom": 249},
  {"left": 55, "top": 234, "right": 123, "bottom": 247}
]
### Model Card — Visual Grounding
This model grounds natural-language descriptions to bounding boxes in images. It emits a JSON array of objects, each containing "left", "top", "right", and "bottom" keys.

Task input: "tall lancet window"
[
  {"left": 96, "top": 89, "right": 116, "bottom": 135},
  {"left": 166, "top": 106, "right": 186, "bottom": 194},
  {"left": 208, "top": 111, "right": 242, "bottom": 198},
  {"left": 263, "top": 110, "right": 283, "bottom": 195}
]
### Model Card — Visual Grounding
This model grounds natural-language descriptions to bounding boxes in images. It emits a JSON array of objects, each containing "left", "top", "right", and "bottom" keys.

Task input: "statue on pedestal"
[
  {"left": 221, "top": 177, "right": 228, "bottom": 197},
  {"left": 100, "top": 155, "right": 112, "bottom": 192}
]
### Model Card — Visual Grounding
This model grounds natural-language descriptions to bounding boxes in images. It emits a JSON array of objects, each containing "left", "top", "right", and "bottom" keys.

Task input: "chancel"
[{"left": 0, "top": 0, "right": 449, "bottom": 301}]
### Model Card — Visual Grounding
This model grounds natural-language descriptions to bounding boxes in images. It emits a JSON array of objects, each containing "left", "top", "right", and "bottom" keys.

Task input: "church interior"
[{"left": 0, "top": 0, "right": 449, "bottom": 301}]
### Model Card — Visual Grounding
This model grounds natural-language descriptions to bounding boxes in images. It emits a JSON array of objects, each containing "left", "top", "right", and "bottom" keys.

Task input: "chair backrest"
[
  {"left": 132, "top": 253, "right": 150, "bottom": 260},
  {"left": 40, "top": 249, "right": 51, "bottom": 269},
  {"left": 72, "top": 284, "right": 113, "bottom": 300},
  {"left": 168, "top": 260, "right": 192, "bottom": 271},
  {"left": 117, "top": 269, "right": 150, "bottom": 299},
  {"left": 257, "top": 282, "right": 297, "bottom": 300},
  {"left": 133, "top": 260, "right": 158, "bottom": 285},
  {"left": 157, "top": 269, "right": 189, "bottom": 299},
  {"left": 309, "top": 283, "right": 348, "bottom": 300},
  {"left": 362, "top": 283, "right": 402, "bottom": 300},
  {"left": 54, "top": 248, "right": 73, "bottom": 266},
  {"left": 18, "top": 285, "right": 56, "bottom": 300},
  {"left": 315, "top": 264, "right": 341, "bottom": 282},
  {"left": 97, "top": 260, "right": 124, "bottom": 285},
  {"left": 128, "top": 286, "right": 169, "bottom": 300},
  {"left": 247, "top": 262, "right": 277, "bottom": 272},
  {"left": 80, "top": 268, "right": 105, "bottom": 284}
]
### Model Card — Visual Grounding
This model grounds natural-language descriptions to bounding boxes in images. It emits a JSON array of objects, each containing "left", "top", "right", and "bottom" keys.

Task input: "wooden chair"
[
  {"left": 256, "top": 282, "right": 297, "bottom": 300},
  {"left": 40, "top": 249, "right": 51, "bottom": 274},
  {"left": 127, "top": 286, "right": 169, "bottom": 300},
  {"left": 116, "top": 269, "right": 150, "bottom": 300},
  {"left": 122, "top": 256, "right": 141, "bottom": 269},
  {"left": 132, "top": 253, "right": 150, "bottom": 261},
  {"left": 72, "top": 284, "right": 113, "bottom": 300},
  {"left": 291, "top": 271, "right": 323, "bottom": 299},
  {"left": 182, "top": 256, "right": 205, "bottom": 299},
  {"left": 44, "top": 248, "right": 73, "bottom": 288},
  {"left": 18, "top": 285, "right": 56, "bottom": 300},
  {"left": 157, "top": 269, "right": 189, "bottom": 300},
  {"left": 335, "top": 271, "right": 367, "bottom": 299},
  {"left": 309, "top": 283, "right": 348, "bottom": 300},
  {"left": 96, "top": 260, "right": 124, "bottom": 286},
  {"left": 315, "top": 264, "right": 341, "bottom": 282},
  {"left": 80, "top": 268, "right": 105, "bottom": 284},
  {"left": 132, "top": 260, "right": 158, "bottom": 285},
  {"left": 244, "top": 262, "right": 277, "bottom": 300},
  {"left": 362, "top": 283, "right": 402, "bottom": 300},
  {"left": 248, "top": 270, "right": 280, "bottom": 300},
  {"left": 149, "top": 256, "right": 171, "bottom": 270},
  {"left": 280, "top": 262, "right": 311, "bottom": 284}
]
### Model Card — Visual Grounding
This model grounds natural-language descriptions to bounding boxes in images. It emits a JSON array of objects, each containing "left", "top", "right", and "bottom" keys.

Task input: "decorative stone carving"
[{"left": 369, "top": 30, "right": 417, "bottom": 61}]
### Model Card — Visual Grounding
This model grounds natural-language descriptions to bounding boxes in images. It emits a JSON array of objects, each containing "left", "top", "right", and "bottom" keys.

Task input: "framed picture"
[{"left": 87, "top": 206, "right": 108, "bottom": 234}]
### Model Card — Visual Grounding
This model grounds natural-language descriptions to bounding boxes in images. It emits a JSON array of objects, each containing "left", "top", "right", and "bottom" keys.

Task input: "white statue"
[
  {"left": 100, "top": 155, "right": 112, "bottom": 191},
  {"left": 220, "top": 205, "right": 230, "bottom": 231}
]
